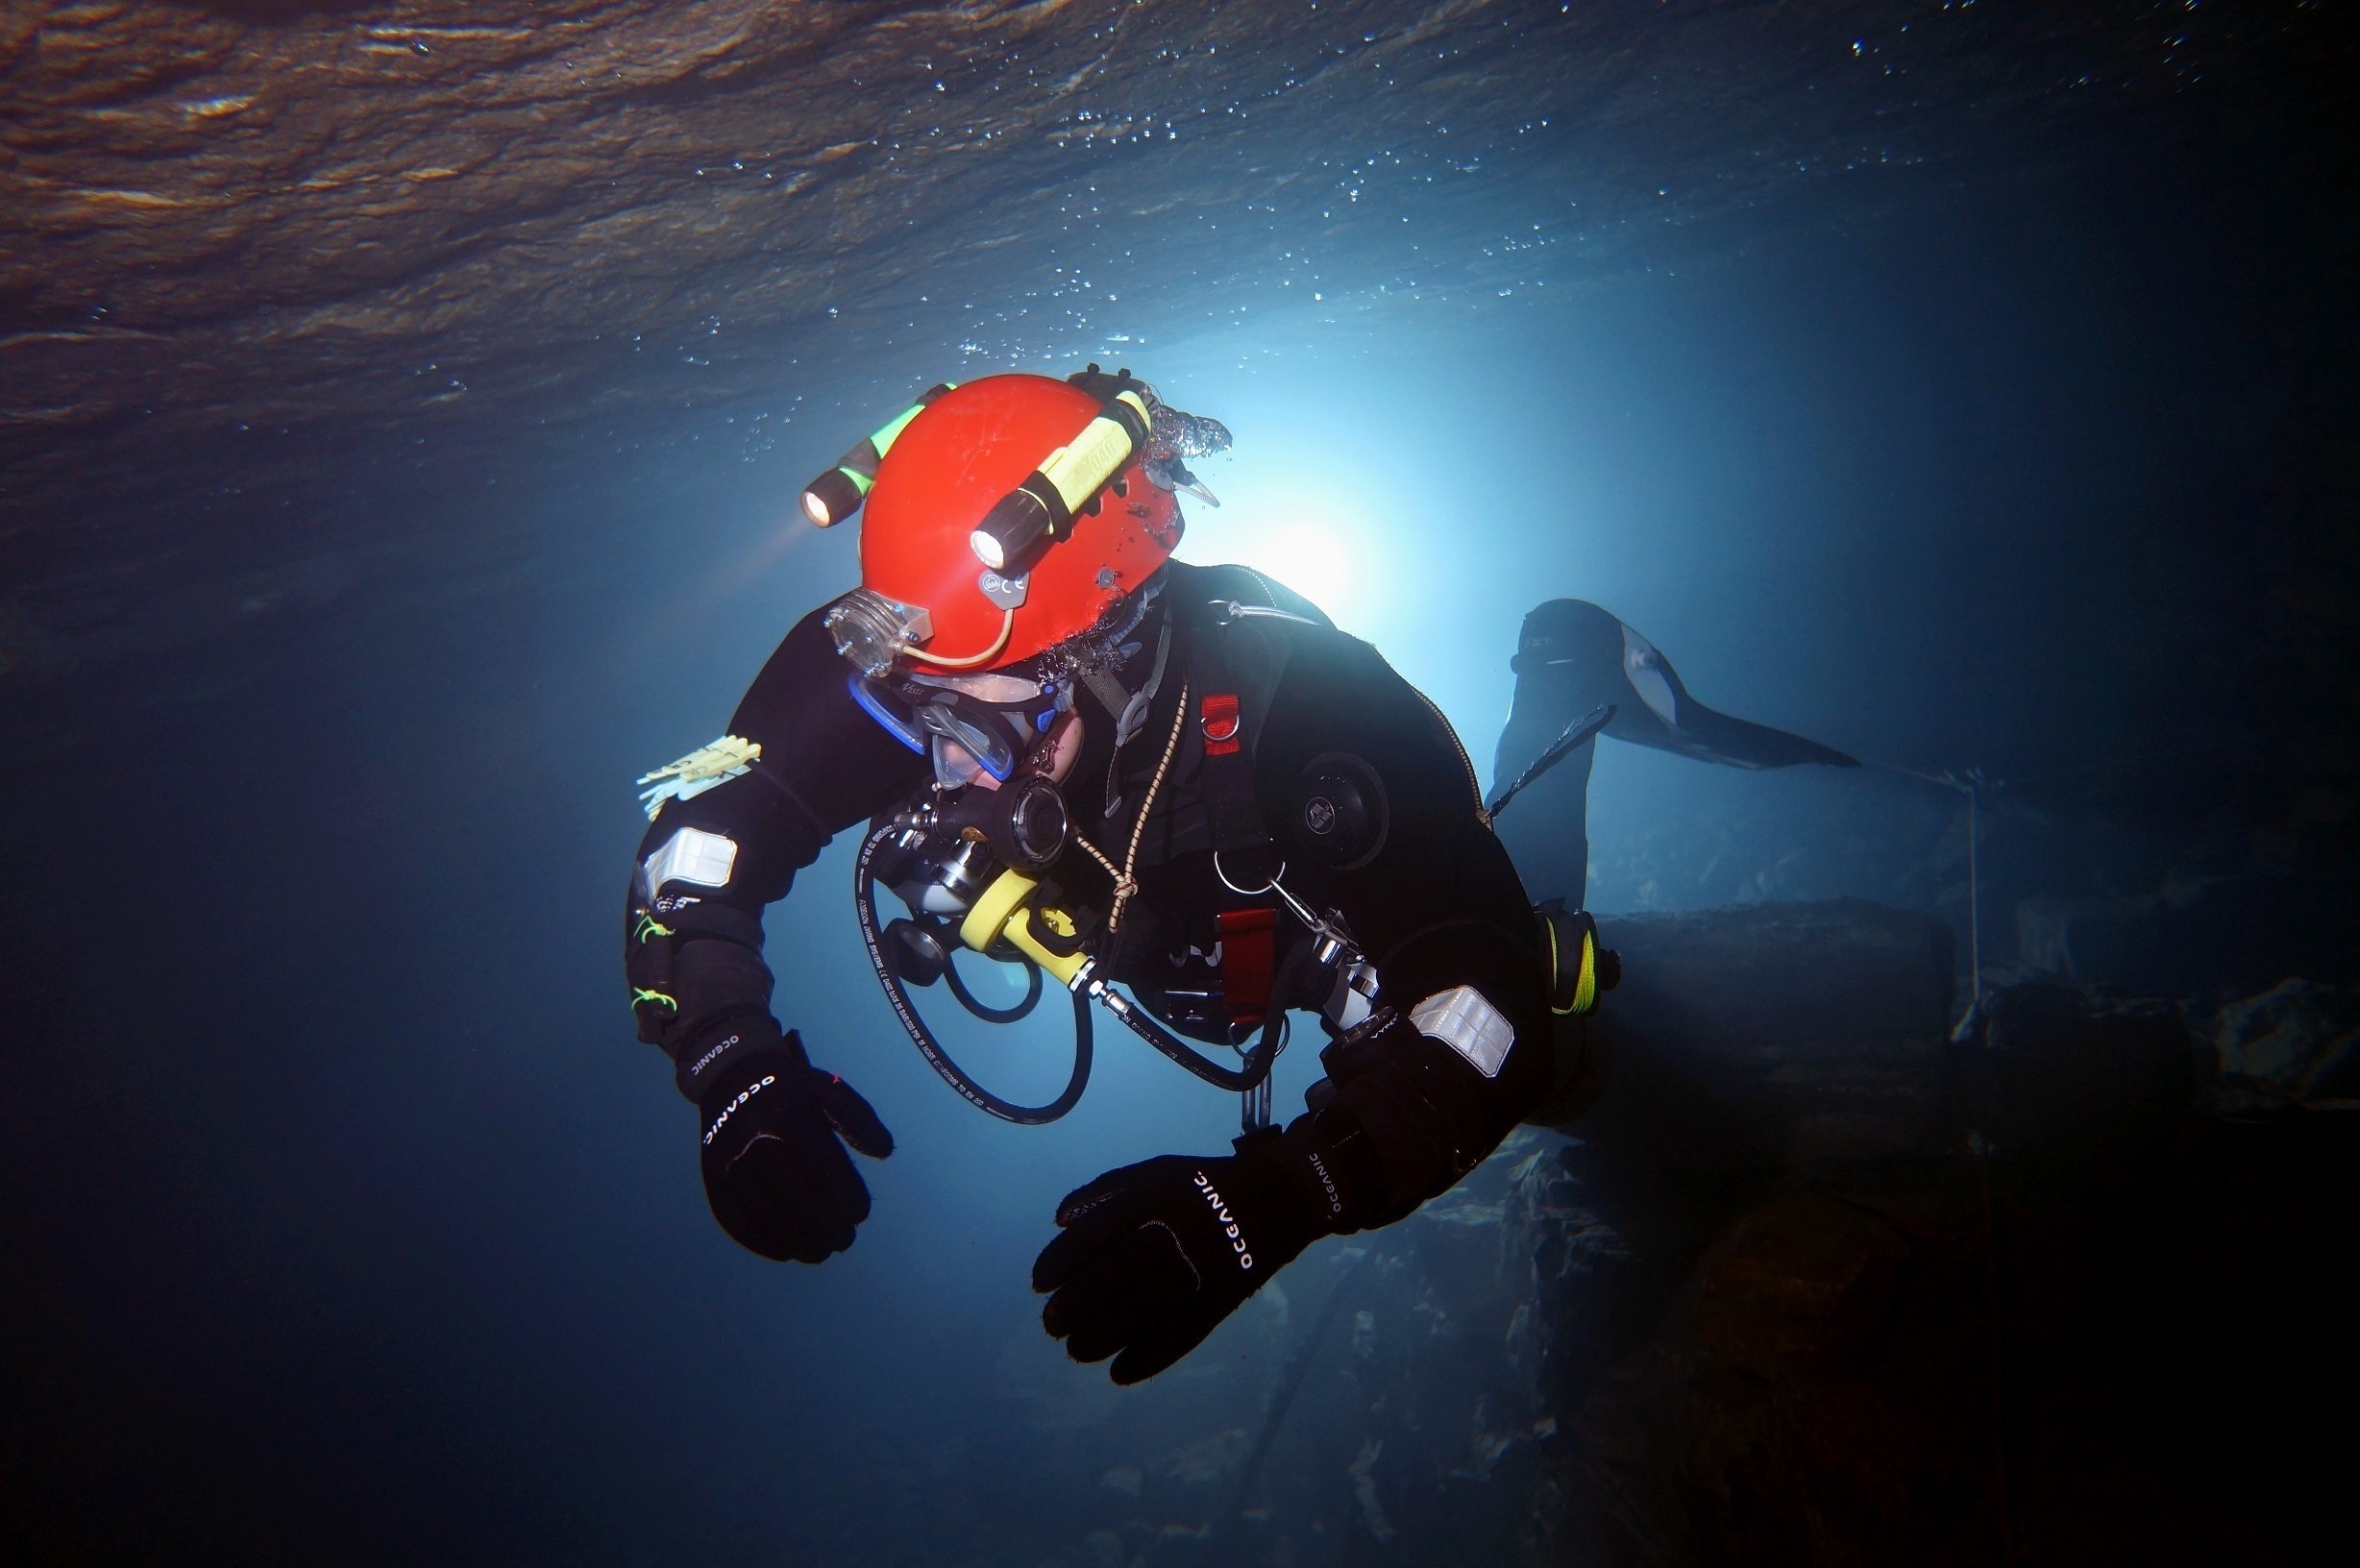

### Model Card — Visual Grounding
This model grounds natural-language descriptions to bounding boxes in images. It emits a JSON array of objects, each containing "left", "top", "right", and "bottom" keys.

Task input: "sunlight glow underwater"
[{"left": 1186, "top": 488, "right": 1370, "bottom": 629}]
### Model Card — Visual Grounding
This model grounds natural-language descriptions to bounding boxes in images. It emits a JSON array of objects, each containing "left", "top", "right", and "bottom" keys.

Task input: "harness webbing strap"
[
  {"left": 1217, "top": 907, "right": 1278, "bottom": 1027},
  {"left": 1182, "top": 596, "right": 1281, "bottom": 883}
]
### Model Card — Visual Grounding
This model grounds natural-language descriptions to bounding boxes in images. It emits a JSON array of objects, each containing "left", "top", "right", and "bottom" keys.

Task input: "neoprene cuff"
[
  {"left": 1240, "top": 1114, "right": 1377, "bottom": 1237},
  {"left": 1326, "top": 1053, "right": 1492, "bottom": 1220},
  {"left": 676, "top": 1015, "right": 802, "bottom": 1103}
]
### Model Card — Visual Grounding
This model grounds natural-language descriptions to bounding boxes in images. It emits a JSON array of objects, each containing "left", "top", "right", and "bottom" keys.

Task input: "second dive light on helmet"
[
  {"left": 800, "top": 382, "right": 956, "bottom": 528},
  {"left": 969, "top": 388, "right": 1153, "bottom": 576}
]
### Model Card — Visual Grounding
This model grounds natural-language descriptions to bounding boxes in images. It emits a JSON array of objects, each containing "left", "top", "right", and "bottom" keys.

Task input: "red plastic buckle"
[{"left": 1200, "top": 692, "right": 1241, "bottom": 755}]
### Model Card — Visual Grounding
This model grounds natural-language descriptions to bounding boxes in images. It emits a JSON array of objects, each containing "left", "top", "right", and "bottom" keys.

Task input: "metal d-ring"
[
  {"left": 1214, "top": 850, "right": 1287, "bottom": 897},
  {"left": 1217, "top": 852, "right": 1327, "bottom": 931}
]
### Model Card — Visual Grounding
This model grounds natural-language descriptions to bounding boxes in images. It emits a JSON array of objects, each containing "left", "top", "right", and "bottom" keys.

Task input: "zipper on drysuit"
[{"left": 1411, "top": 681, "right": 1491, "bottom": 827}]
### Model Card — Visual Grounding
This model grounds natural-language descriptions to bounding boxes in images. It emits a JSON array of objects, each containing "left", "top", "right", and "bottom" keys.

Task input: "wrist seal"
[
  {"left": 662, "top": 936, "right": 792, "bottom": 1101},
  {"left": 680, "top": 1018, "right": 808, "bottom": 1103}
]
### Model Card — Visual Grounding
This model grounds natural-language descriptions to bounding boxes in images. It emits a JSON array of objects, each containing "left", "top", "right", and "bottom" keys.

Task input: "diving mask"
[{"left": 849, "top": 668, "right": 1070, "bottom": 790}]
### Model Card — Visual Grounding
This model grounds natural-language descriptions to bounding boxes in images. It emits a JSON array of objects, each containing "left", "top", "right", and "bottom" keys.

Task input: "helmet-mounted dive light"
[
  {"left": 807, "top": 369, "right": 1191, "bottom": 676},
  {"left": 968, "top": 387, "right": 1152, "bottom": 576},
  {"left": 800, "top": 382, "right": 957, "bottom": 528}
]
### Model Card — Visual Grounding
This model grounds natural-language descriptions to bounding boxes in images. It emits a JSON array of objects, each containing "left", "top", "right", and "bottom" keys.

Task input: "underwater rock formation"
[
  {"left": 1225, "top": 900, "right": 2356, "bottom": 1566},
  {"left": 1569, "top": 897, "right": 1956, "bottom": 1179},
  {"left": 2016, "top": 871, "right": 2360, "bottom": 1003},
  {"left": 2203, "top": 978, "right": 2360, "bottom": 1113},
  {"left": 1543, "top": 923, "right": 2353, "bottom": 1566},
  {"left": 0, "top": 0, "right": 2286, "bottom": 674}
]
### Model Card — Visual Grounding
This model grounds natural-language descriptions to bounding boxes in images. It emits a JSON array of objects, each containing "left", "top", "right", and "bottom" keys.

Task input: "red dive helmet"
[{"left": 806, "top": 371, "right": 1185, "bottom": 674}]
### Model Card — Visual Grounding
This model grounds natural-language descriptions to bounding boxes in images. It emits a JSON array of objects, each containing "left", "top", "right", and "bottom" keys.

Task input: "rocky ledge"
[{"left": 1099, "top": 899, "right": 2354, "bottom": 1567}]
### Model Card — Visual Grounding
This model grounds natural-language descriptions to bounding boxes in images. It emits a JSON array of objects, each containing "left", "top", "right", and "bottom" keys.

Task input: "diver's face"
[{"left": 921, "top": 672, "right": 1084, "bottom": 790}]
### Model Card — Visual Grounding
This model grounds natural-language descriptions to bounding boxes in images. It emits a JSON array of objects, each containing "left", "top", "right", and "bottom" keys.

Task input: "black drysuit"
[{"left": 627, "top": 560, "right": 1551, "bottom": 1254}]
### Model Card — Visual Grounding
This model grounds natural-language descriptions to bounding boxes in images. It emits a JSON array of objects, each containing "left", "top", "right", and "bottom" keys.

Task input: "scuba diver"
[
  {"left": 1491, "top": 598, "right": 1859, "bottom": 908},
  {"left": 625, "top": 368, "right": 1603, "bottom": 1384}
]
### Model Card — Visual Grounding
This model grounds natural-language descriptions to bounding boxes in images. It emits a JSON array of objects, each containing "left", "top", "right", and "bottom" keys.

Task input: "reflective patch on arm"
[
  {"left": 642, "top": 826, "right": 739, "bottom": 893},
  {"left": 1410, "top": 986, "right": 1514, "bottom": 1079}
]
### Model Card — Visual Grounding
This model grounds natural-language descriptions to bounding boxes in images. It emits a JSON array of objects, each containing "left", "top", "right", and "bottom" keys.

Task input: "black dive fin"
[
  {"left": 1642, "top": 698, "right": 1860, "bottom": 771},
  {"left": 1609, "top": 619, "right": 1859, "bottom": 771}
]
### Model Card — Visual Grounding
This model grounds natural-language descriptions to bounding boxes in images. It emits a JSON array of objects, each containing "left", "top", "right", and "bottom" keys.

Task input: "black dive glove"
[
  {"left": 1033, "top": 1120, "right": 1352, "bottom": 1384},
  {"left": 698, "top": 1031, "right": 894, "bottom": 1264}
]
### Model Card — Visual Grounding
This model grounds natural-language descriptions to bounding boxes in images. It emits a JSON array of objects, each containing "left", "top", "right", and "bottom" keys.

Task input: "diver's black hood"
[{"left": 1509, "top": 599, "right": 1630, "bottom": 715}]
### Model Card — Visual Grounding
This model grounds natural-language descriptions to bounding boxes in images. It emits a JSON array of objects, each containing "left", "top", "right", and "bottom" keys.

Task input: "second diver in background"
[{"left": 1491, "top": 597, "right": 1859, "bottom": 909}]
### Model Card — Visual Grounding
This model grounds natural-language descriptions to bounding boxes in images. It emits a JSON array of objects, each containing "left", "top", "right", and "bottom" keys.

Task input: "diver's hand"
[
  {"left": 697, "top": 1032, "right": 894, "bottom": 1264},
  {"left": 1033, "top": 1125, "right": 1342, "bottom": 1384}
]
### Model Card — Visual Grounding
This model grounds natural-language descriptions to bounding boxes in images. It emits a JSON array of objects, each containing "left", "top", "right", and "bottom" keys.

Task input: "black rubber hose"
[
  {"left": 1104, "top": 1002, "right": 1276, "bottom": 1092},
  {"left": 1102, "top": 939, "right": 1313, "bottom": 1093},
  {"left": 944, "top": 941, "right": 1043, "bottom": 1023},
  {"left": 854, "top": 824, "right": 1091, "bottom": 1125}
]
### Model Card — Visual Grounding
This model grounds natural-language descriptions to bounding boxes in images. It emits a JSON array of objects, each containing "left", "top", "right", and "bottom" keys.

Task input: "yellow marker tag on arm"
[{"left": 635, "top": 735, "right": 762, "bottom": 820}]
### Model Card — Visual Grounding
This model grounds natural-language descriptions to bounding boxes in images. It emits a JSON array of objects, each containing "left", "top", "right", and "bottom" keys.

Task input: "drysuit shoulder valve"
[{"left": 1288, "top": 752, "right": 1389, "bottom": 871}]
